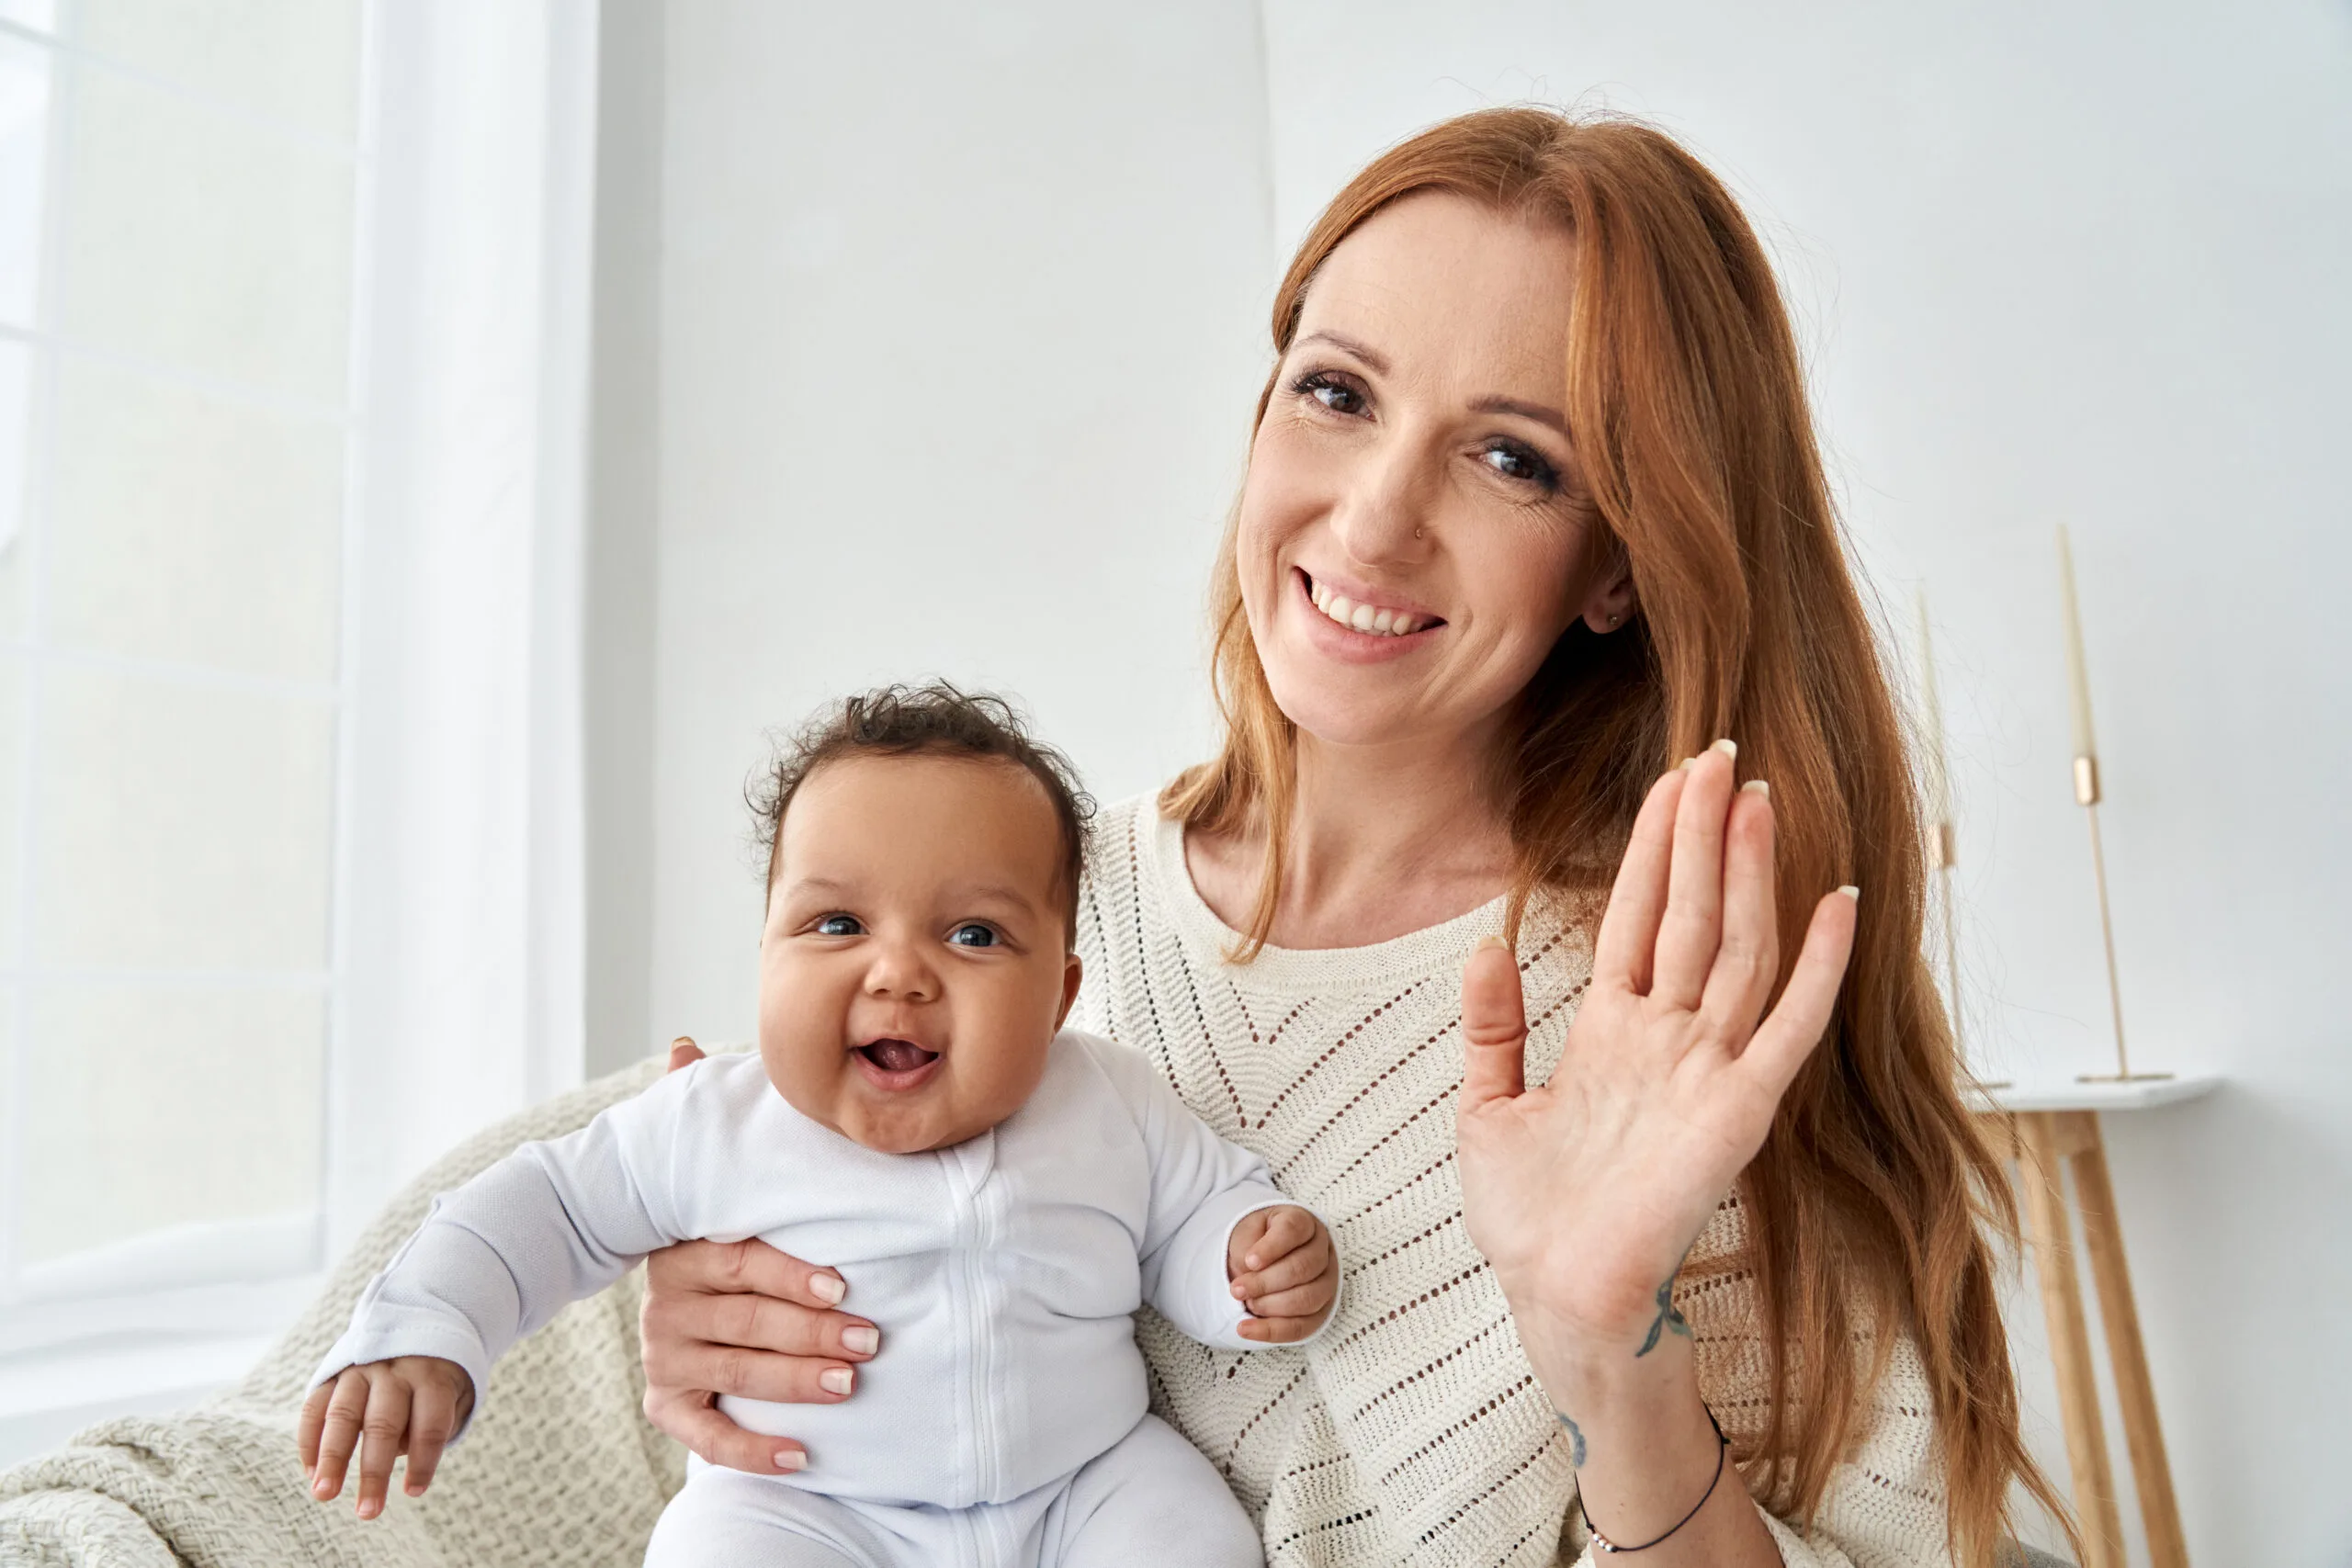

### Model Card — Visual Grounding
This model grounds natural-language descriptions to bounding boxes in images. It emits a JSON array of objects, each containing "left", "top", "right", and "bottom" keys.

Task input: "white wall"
[
  {"left": 1256, "top": 3, "right": 2347, "bottom": 1562},
  {"left": 640, "top": 1, "right": 1281, "bottom": 1050},
  {"left": 614, "top": 1, "right": 2350, "bottom": 1560}
]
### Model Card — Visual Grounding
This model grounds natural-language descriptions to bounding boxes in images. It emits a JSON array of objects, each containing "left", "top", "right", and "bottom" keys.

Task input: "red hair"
[{"left": 1165, "top": 107, "right": 2073, "bottom": 1566}]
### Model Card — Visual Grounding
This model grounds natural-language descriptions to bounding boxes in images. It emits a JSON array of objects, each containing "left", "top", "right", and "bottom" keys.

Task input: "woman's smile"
[
  {"left": 1297, "top": 567, "right": 1442, "bottom": 638},
  {"left": 1289, "top": 566, "right": 1445, "bottom": 666}
]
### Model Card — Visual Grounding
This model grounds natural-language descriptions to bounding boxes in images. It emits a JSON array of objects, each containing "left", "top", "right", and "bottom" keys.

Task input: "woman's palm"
[{"left": 1455, "top": 748, "right": 1857, "bottom": 1352}]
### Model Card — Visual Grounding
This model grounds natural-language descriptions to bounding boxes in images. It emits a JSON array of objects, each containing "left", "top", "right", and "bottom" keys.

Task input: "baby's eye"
[
  {"left": 815, "top": 914, "right": 863, "bottom": 937},
  {"left": 947, "top": 923, "right": 998, "bottom": 948}
]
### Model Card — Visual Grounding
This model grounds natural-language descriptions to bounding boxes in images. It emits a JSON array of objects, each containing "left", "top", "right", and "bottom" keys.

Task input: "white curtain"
[{"left": 330, "top": 0, "right": 598, "bottom": 1253}]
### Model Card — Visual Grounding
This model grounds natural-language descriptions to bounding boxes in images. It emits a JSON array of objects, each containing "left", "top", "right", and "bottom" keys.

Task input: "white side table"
[{"left": 1968, "top": 1075, "right": 2218, "bottom": 1568}]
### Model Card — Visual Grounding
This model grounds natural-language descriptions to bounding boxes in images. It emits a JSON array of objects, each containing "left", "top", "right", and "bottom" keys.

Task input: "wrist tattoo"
[
  {"left": 1556, "top": 1412, "right": 1588, "bottom": 1468},
  {"left": 1634, "top": 1246, "right": 1695, "bottom": 1359}
]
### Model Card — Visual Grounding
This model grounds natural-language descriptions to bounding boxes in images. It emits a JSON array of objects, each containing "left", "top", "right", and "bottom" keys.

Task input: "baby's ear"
[{"left": 1055, "top": 953, "right": 1085, "bottom": 1030}]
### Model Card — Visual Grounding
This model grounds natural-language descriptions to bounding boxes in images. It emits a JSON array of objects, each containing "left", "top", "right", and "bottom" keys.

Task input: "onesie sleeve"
[
  {"left": 308, "top": 1060, "right": 701, "bottom": 1436},
  {"left": 1083, "top": 1033, "right": 1340, "bottom": 1353}
]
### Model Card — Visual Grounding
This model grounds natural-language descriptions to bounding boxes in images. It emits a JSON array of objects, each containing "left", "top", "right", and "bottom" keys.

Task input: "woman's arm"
[
  {"left": 637, "top": 1038, "right": 881, "bottom": 1475},
  {"left": 1457, "top": 746, "right": 1860, "bottom": 1564}
]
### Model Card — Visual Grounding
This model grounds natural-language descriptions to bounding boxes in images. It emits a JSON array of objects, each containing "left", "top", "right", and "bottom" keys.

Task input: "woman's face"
[{"left": 1237, "top": 191, "right": 1628, "bottom": 755}]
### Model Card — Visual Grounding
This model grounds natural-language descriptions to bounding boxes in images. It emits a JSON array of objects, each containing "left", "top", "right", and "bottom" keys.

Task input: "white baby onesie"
[{"left": 315, "top": 1031, "right": 1325, "bottom": 1568}]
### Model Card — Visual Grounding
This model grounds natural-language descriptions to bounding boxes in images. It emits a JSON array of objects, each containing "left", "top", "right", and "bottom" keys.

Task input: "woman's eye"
[
  {"left": 947, "top": 923, "right": 998, "bottom": 948},
  {"left": 1480, "top": 440, "right": 1559, "bottom": 491},
  {"left": 1295, "top": 371, "right": 1365, "bottom": 416},
  {"left": 815, "top": 915, "right": 862, "bottom": 937}
]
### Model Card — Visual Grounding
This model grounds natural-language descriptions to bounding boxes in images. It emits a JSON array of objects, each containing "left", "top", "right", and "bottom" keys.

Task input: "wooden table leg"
[
  {"left": 2067, "top": 1112, "right": 2189, "bottom": 1568},
  {"left": 2016, "top": 1111, "right": 2127, "bottom": 1568}
]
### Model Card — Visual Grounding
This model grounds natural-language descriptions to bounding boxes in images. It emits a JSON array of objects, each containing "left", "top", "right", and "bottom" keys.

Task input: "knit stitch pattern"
[{"left": 1072, "top": 796, "right": 1953, "bottom": 1568}]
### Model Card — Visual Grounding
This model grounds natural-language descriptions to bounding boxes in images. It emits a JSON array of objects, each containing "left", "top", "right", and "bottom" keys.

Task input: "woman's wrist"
[{"left": 1514, "top": 1306, "right": 1778, "bottom": 1564}]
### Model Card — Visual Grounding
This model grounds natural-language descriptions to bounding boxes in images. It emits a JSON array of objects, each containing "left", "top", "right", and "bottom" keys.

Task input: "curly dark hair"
[{"left": 750, "top": 682, "right": 1095, "bottom": 942}]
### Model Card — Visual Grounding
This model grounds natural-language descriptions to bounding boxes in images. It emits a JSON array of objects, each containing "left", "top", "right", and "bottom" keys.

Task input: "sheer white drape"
[
  {"left": 0, "top": 0, "right": 597, "bottom": 1455},
  {"left": 330, "top": 0, "right": 597, "bottom": 1257}
]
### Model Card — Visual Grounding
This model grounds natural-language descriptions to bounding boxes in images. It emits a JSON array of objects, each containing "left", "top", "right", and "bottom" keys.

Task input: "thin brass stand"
[
  {"left": 1932, "top": 821, "right": 2007, "bottom": 1089},
  {"left": 1914, "top": 588, "right": 2007, "bottom": 1089},
  {"left": 2072, "top": 755, "right": 2167, "bottom": 1085}
]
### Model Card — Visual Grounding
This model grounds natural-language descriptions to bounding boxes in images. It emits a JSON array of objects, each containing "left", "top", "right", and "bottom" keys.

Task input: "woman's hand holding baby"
[
  {"left": 640, "top": 1037, "right": 879, "bottom": 1476},
  {"left": 1227, "top": 1205, "right": 1337, "bottom": 1343},
  {"left": 299, "top": 1356, "right": 475, "bottom": 1518}
]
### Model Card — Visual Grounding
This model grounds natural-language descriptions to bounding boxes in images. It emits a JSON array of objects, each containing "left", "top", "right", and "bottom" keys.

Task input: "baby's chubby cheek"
[{"left": 753, "top": 990, "right": 854, "bottom": 1129}]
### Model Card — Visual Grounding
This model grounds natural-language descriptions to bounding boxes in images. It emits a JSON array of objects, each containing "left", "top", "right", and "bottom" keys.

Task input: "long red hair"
[{"left": 1164, "top": 107, "right": 2072, "bottom": 1566}]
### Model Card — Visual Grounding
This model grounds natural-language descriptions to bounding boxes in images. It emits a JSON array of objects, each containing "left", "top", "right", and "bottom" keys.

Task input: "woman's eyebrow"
[
  {"left": 1469, "top": 393, "right": 1569, "bottom": 434},
  {"left": 1295, "top": 329, "right": 1389, "bottom": 374}
]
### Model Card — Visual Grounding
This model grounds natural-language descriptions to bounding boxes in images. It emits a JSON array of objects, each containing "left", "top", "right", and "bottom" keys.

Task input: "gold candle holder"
[
  {"left": 1915, "top": 589, "right": 2005, "bottom": 1089},
  {"left": 2056, "top": 527, "right": 2167, "bottom": 1084}
]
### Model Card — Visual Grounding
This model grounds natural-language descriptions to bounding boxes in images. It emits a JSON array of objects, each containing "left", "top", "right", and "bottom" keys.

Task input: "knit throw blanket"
[{"left": 0, "top": 1058, "right": 688, "bottom": 1568}]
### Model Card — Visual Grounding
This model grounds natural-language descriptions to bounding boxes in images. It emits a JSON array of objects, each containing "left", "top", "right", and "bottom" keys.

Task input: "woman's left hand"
[{"left": 1454, "top": 742, "right": 1857, "bottom": 1364}]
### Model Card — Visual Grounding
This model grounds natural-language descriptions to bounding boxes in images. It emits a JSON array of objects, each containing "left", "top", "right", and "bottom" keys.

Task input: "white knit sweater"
[{"left": 1070, "top": 795, "right": 1952, "bottom": 1568}]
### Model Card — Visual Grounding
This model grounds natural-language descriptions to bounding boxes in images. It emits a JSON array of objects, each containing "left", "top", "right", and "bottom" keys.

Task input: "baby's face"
[{"left": 758, "top": 751, "right": 1081, "bottom": 1155}]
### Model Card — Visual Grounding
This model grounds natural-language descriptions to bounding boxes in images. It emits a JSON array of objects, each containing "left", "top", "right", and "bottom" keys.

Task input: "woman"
[{"left": 640, "top": 108, "right": 2068, "bottom": 1567}]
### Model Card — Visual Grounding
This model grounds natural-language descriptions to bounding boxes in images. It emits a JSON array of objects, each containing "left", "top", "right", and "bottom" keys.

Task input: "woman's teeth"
[{"left": 1307, "top": 578, "right": 1430, "bottom": 637}]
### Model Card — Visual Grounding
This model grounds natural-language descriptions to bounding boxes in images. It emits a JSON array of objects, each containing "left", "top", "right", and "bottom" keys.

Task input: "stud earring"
[
  {"left": 1414, "top": 526, "right": 1425, "bottom": 540},
  {"left": 1607, "top": 612, "right": 1622, "bottom": 627}
]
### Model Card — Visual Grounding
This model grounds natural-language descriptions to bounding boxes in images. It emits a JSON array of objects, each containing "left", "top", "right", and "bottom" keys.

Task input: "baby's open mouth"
[{"left": 855, "top": 1039, "right": 941, "bottom": 1074}]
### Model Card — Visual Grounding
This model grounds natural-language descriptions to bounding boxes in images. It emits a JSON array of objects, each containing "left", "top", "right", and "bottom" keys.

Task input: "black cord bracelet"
[{"left": 1577, "top": 1404, "right": 1729, "bottom": 1554}]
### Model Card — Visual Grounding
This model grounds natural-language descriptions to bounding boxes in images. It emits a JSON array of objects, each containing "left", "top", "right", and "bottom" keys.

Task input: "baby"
[{"left": 300, "top": 684, "right": 1339, "bottom": 1567}]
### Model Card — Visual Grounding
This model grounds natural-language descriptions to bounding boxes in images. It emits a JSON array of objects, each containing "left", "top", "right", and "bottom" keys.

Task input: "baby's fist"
[{"left": 1227, "top": 1204, "right": 1338, "bottom": 1343}]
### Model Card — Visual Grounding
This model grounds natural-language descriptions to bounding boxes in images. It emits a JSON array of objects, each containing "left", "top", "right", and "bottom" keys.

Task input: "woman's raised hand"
[
  {"left": 638, "top": 1038, "right": 879, "bottom": 1474},
  {"left": 1454, "top": 743, "right": 1858, "bottom": 1362}
]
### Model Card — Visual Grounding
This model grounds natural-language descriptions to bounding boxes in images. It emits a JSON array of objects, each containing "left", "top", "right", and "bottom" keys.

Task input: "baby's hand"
[
  {"left": 299, "top": 1356, "right": 475, "bottom": 1518},
  {"left": 1227, "top": 1204, "right": 1338, "bottom": 1344}
]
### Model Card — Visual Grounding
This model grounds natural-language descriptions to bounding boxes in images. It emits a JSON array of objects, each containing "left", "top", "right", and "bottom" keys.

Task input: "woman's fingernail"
[
  {"left": 810, "top": 1274, "right": 846, "bottom": 1305},
  {"left": 671, "top": 1035, "right": 693, "bottom": 1047},
  {"left": 1677, "top": 756, "right": 1696, "bottom": 771},
  {"left": 842, "top": 1325, "right": 878, "bottom": 1356},
  {"left": 1473, "top": 934, "right": 1509, "bottom": 953},
  {"left": 1838, "top": 885, "right": 1860, "bottom": 901},
  {"left": 820, "top": 1368, "right": 854, "bottom": 1396},
  {"left": 775, "top": 1450, "right": 808, "bottom": 1472},
  {"left": 1739, "top": 778, "right": 1770, "bottom": 797},
  {"left": 1710, "top": 738, "right": 1737, "bottom": 759}
]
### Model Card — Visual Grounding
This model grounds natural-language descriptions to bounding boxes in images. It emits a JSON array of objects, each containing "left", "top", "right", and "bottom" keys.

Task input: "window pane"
[
  {"left": 49, "top": 358, "right": 343, "bottom": 681},
  {"left": 17, "top": 983, "right": 322, "bottom": 1265},
  {"left": 60, "top": 66, "right": 352, "bottom": 401},
  {"left": 0, "top": 33, "right": 50, "bottom": 329},
  {"left": 33, "top": 666, "right": 335, "bottom": 971},
  {"left": 0, "top": 334, "right": 31, "bottom": 631},
  {"left": 0, "top": 653, "right": 19, "bottom": 961},
  {"left": 81, "top": 0, "right": 358, "bottom": 142}
]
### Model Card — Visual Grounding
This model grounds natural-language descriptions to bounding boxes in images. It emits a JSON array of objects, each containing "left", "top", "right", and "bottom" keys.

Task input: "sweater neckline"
[{"left": 1140, "top": 800, "right": 1510, "bottom": 995}]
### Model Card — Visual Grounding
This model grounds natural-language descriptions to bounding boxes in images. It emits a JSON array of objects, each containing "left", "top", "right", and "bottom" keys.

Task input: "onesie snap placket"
[{"left": 940, "top": 1129, "right": 1005, "bottom": 1510}]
